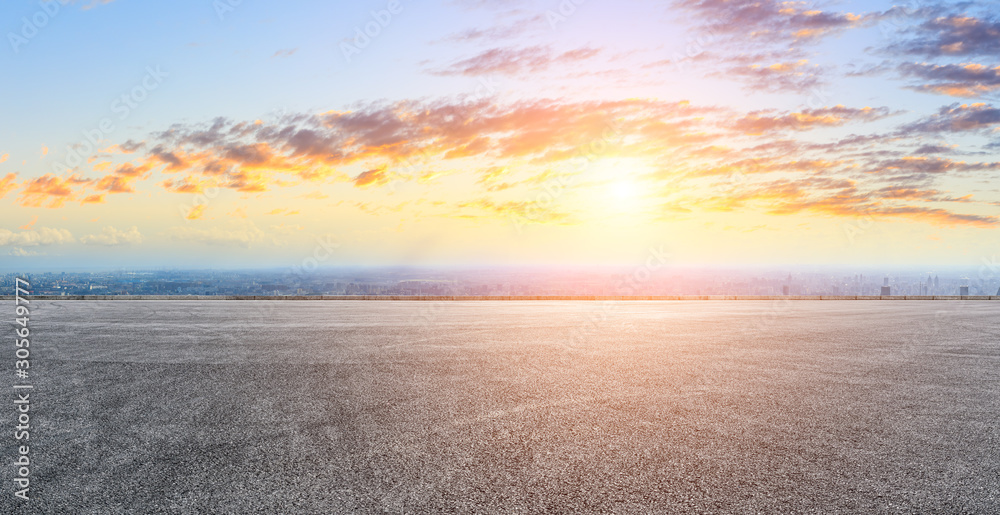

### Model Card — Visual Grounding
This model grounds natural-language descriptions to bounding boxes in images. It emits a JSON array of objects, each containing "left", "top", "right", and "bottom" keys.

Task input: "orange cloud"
[
  {"left": 96, "top": 175, "right": 136, "bottom": 193},
  {"left": 19, "top": 215, "right": 38, "bottom": 231},
  {"left": 0, "top": 173, "right": 17, "bottom": 199},
  {"left": 354, "top": 166, "right": 391, "bottom": 188},
  {"left": 265, "top": 208, "right": 300, "bottom": 216},
  {"left": 455, "top": 198, "right": 574, "bottom": 225},
  {"left": 298, "top": 191, "right": 329, "bottom": 200},
  {"left": 186, "top": 205, "right": 206, "bottom": 220},
  {"left": 19, "top": 174, "right": 91, "bottom": 208},
  {"left": 734, "top": 106, "right": 891, "bottom": 135},
  {"left": 161, "top": 175, "right": 212, "bottom": 194}
]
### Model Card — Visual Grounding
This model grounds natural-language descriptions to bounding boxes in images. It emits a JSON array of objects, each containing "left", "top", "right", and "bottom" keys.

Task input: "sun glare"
[{"left": 612, "top": 179, "right": 639, "bottom": 201}]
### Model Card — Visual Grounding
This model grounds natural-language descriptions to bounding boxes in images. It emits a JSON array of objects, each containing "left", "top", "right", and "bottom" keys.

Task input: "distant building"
[
  {"left": 782, "top": 285, "right": 789, "bottom": 295},
  {"left": 881, "top": 286, "right": 891, "bottom": 296},
  {"left": 960, "top": 286, "right": 969, "bottom": 296}
]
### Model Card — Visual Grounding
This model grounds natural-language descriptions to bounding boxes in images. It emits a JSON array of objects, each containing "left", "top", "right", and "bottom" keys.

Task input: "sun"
[
  {"left": 611, "top": 179, "right": 639, "bottom": 201},
  {"left": 585, "top": 158, "right": 653, "bottom": 219}
]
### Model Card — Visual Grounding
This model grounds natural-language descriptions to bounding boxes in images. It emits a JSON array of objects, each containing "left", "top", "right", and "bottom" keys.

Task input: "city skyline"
[
  {"left": 4, "top": 265, "right": 998, "bottom": 298},
  {"left": 2, "top": 1, "right": 1000, "bottom": 269}
]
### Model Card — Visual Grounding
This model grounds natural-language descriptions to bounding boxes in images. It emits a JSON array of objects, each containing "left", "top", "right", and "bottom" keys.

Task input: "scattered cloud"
[
  {"left": 899, "top": 62, "right": 1000, "bottom": 97},
  {"left": 8, "top": 248, "right": 43, "bottom": 257},
  {"left": 0, "top": 227, "right": 75, "bottom": 247},
  {"left": 720, "top": 59, "right": 823, "bottom": 92},
  {"left": 431, "top": 46, "right": 600, "bottom": 76},
  {"left": 900, "top": 103, "right": 1000, "bottom": 134},
  {"left": 733, "top": 106, "right": 893, "bottom": 135},
  {"left": 887, "top": 15, "right": 1000, "bottom": 58},
  {"left": 0, "top": 173, "right": 17, "bottom": 199},
  {"left": 675, "top": 0, "right": 874, "bottom": 44},
  {"left": 354, "top": 166, "right": 392, "bottom": 188},
  {"left": 73, "top": 0, "right": 117, "bottom": 10},
  {"left": 186, "top": 205, "right": 207, "bottom": 220},
  {"left": 454, "top": 198, "right": 574, "bottom": 225},
  {"left": 265, "top": 208, "right": 300, "bottom": 216},
  {"left": 18, "top": 174, "right": 90, "bottom": 208},
  {"left": 270, "top": 48, "right": 298, "bottom": 58},
  {"left": 438, "top": 14, "right": 544, "bottom": 44},
  {"left": 20, "top": 216, "right": 39, "bottom": 231},
  {"left": 298, "top": 191, "right": 329, "bottom": 200}
]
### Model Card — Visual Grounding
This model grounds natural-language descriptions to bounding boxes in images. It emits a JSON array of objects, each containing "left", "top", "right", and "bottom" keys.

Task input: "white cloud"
[
  {"left": 8, "top": 248, "right": 43, "bottom": 257},
  {"left": 165, "top": 224, "right": 267, "bottom": 248},
  {"left": 0, "top": 227, "right": 75, "bottom": 247},
  {"left": 80, "top": 226, "right": 143, "bottom": 246}
]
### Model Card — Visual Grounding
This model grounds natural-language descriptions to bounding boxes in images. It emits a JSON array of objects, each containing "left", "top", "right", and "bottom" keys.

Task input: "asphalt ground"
[{"left": 3, "top": 300, "right": 999, "bottom": 513}]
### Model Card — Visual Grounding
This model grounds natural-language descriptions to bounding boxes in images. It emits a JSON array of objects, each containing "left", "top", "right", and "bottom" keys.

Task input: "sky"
[{"left": 1, "top": 0, "right": 999, "bottom": 270}]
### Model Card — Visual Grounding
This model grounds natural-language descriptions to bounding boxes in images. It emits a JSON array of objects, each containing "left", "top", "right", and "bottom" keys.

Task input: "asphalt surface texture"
[{"left": 3, "top": 300, "right": 999, "bottom": 514}]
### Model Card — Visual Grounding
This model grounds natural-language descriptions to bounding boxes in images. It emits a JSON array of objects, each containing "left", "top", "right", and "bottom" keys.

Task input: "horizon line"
[{"left": 5, "top": 295, "right": 998, "bottom": 301}]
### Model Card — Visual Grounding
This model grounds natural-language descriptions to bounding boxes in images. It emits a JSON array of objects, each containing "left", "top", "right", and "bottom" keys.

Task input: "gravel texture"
[{"left": 3, "top": 300, "right": 999, "bottom": 513}]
